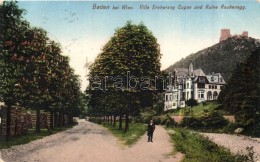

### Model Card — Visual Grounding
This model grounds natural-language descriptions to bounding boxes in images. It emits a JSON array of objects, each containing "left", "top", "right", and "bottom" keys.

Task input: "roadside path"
[
  {"left": 202, "top": 133, "right": 260, "bottom": 161},
  {"left": 1, "top": 121, "right": 183, "bottom": 162}
]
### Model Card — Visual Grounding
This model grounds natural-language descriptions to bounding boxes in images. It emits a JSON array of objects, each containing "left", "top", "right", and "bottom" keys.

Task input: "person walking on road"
[{"left": 147, "top": 120, "right": 155, "bottom": 142}]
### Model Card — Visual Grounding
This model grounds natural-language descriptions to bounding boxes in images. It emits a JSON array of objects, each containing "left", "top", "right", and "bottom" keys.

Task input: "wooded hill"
[{"left": 164, "top": 36, "right": 260, "bottom": 80}]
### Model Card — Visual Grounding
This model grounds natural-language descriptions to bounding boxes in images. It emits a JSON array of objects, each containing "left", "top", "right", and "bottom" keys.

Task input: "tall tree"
[
  {"left": 219, "top": 48, "right": 260, "bottom": 134},
  {"left": 0, "top": 1, "right": 28, "bottom": 141},
  {"left": 1, "top": 1, "right": 84, "bottom": 136},
  {"left": 87, "top": 21, "right": 161, "bottom": 132}
]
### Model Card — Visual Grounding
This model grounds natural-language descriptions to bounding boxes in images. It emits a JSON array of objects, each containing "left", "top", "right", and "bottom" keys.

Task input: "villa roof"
[
  {"left": 174, "top": 68, "right": 205, "bottom": 78},
  {"left": 194, "top": 69, "right": 205, "bottom": 76}
]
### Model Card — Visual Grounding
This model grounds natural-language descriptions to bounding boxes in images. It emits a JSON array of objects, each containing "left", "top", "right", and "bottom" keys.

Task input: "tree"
[
  {"left": 18, "top": 27, "right": 53, "bottom": 133},
  {"left": 1, "top": 1, "right": 84, "bottom": 136},
  {"left": 219, "top": 48, "right": 260, "bottom": 135},
  {"left": 87, "top": 21, "right": 161, "bottom": 132},
  {"left": 0, "top": 1, "right": 28, "bottom": 141}
]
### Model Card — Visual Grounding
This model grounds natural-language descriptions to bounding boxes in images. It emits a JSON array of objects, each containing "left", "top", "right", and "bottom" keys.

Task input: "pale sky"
[{"left": 16, "top": 0, "right": 260, "bottom": 91}]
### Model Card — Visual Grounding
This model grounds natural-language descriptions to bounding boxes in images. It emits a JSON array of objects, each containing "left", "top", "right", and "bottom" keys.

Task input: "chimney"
[{"left": 188, "top": 60, "right": 194, "bottom": 77}]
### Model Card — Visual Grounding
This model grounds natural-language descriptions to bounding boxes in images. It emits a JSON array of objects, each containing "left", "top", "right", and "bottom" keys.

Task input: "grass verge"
[
  {"left": 102, "top": 122, "right": 147, "bottom": 146},
  {"left": 167, "top": 127, "right": 248, "bottom": 162},
  {"left": 0, "top": 123, "right": 76, "bottom": 149}
]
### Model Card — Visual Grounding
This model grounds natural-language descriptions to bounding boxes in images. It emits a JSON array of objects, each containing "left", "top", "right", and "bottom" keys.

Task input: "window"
[
  {"left": 215, "top": 85, "right": 217, "bottom": 89},
  {"left": 209, "top": 85, "right": 211, "bottom": 89},
  {"left": 166, "top": 95, "right": 168, "bottom": 101},
  {"left": 187, "top": 83, "right": 189, "bottom": 89},
  {"left": 182, "top": 92, "right": 185, "bottom": 100},
  {"left": 198, "top": 83, "right": 205, "bottom": 88},
  {"left": 173, "top": 94, "right": 177, "bottom": 100},
  {"left": 199, "top": 77, "right": 206, "bottom": 83},
  {"left": 198, "top": 91, "right": 205, "bottom": 99}
]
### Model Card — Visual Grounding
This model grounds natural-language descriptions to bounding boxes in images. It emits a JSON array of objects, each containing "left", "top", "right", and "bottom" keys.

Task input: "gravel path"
[
  {"left": 1, "top": 121, "right": 183, "bottom": 162},
  {"left": 202, "top": 133, "right": 260, "bottom": 161}
]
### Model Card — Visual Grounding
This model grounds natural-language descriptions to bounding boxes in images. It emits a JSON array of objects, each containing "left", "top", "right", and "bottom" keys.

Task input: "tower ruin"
[
  {"left": 219, "top": 29, "right": 231, "bottom": 42},
  {"left": 219, "top": 29, "right": 248, "bottom": 42}
]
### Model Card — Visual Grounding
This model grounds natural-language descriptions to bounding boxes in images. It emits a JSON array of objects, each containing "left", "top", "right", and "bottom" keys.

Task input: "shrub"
[
  {"left": 220, "top": 123, "right": 237, "bottom": 133},
  {"left": 186, "top": 98, "right": 198, "bottom": 108},
  {"left": 160, "top": 115, "right": 169, "bottom": 125},
  {"left": 180, "top": 110, "right": 228, "bottom": 129},
  {"left": 152, "top": 116, "right": 162, "bottom": 125},
  {"left": 243, "top": 123, "right": 260, "bottom": 137},
  {"left": 134, "top": 110, "right": 156, "bottom": 123},
  {"left": 160, "top": 114, "right": 176, "bottom": 127},
  {"left": 201, "top": 110, "right": 228, "bottom": 129},
  {"left": 202, "top": 101, "right": 207, "bottom": 106},
  {"left": 180, "top": 116, "right": 202, "bottom": 128}
]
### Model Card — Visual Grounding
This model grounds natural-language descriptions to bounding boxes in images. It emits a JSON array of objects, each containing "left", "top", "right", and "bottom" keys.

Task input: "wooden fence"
[{"left": 0, "top": 105, "right": 57, "bottom": 138}]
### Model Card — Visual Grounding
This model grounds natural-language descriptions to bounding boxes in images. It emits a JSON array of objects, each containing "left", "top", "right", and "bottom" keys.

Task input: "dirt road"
[
  {"left": 202, "top": 133, "right": 260, "bottom": 161},
  {"left": 1, "top": 121, "right": 183, "bottom": 162}
]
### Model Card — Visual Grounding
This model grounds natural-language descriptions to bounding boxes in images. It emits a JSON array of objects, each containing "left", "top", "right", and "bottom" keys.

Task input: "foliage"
[
  {"left": 135, "top": 110, "right": 176, "bottom": 128},
  {"left": 165, "top": 37, "right": 260, "bottom": 81},
  {"left": 159, "top": 114, "right": 176, "bottom": 127},
  {"left": 0, "top": 1, "right": 26, "bottom": 105},
  {"left": 180, "top": 110, "right": 228, "bottom": 130},
  {"left": 134, "top": 108, "right": 156, "bottom": 123},
  {"left": 219, "top": 49, "right": 260, "bottom": 136},
  {"left": 186, "top": 99, "right": 198, "bottom": 108},
  {"left": 102, "top": 122, "right": 147, "bottom": 146},
  {"left": 136, "top": 113, "right": 176, "bottom": 127},
  {"left": 153, "top": 92, "right": 165, "bottom": 115},
  {"left": 169, "top": 102, "right": 227, "bottom": 116},
  {"left": 0, "top": 1, "right": 85, "bottom": 139},
  {"left": 86, "top": 21, "right": 161, "bottom": 132},
  {"left": 168, "top": 128, "right": 252, "bottom": 162},
  {"left": 243, "top": 123, "right": 260, "bottom": 137},
  {"left": 219, "top": 123, "right": 237, "bottom": 134}
]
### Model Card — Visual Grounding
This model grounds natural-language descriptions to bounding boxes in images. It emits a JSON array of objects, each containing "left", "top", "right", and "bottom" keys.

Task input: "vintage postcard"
[{"left": 0, "top": 0, "right": 260, "bottom": 161}]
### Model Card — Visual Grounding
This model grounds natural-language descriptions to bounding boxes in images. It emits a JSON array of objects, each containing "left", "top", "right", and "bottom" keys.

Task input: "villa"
[{"left": 164, "top": 61, "right": 226, "bottom": 111}]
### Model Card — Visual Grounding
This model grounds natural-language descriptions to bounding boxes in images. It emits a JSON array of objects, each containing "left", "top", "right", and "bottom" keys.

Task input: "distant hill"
[{"left": 164, "top": 36, "right": 260, "bottom": 80}]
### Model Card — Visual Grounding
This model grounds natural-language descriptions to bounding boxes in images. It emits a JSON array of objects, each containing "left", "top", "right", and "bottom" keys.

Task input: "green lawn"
[
  {"left": 102, "top": 122, "right": 147, "bottom": 146},
  {"left": 0, "top": 124, "right": 76, "bottom": 149},
  {"left": 167, "top": 127, "right": 249, "bottom": 162},
  {"left": 169, "top": 102, "right": 230, "bottom": 117}
]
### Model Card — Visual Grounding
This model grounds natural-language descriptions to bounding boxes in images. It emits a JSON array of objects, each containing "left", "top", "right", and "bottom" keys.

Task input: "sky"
[{"left": 14, "top": 0, "right": 260, "bottom": 91}]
